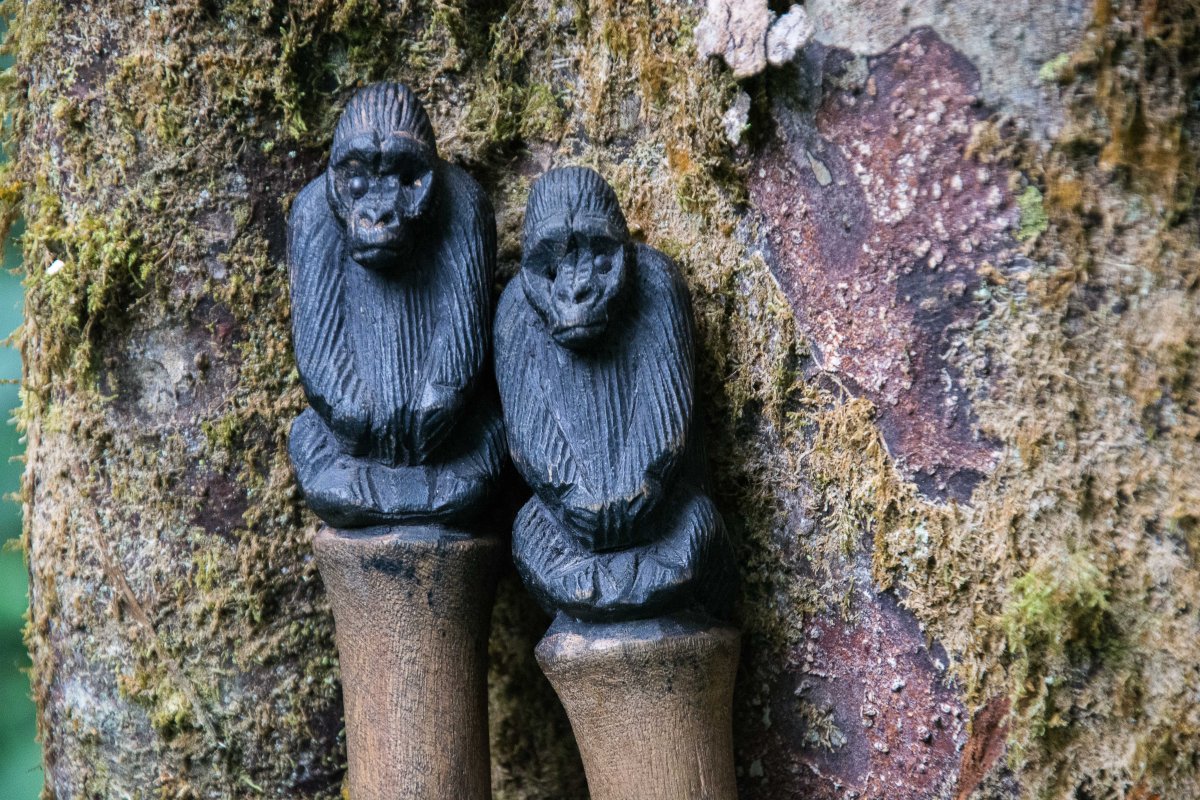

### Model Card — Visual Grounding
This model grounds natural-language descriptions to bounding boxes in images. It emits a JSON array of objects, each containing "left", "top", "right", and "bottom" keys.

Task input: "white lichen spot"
[
  {"left": 766, "top": 6, "right": 816, "bottom": 66},
  {"left": 722, "top": 89, "right": 752, "bottom": 145},
  {"left": 697, "top": 0, "right": 813, "bottom": 78},
  {"left": 806, "top": 150, "right": 833, "bottom": 186}
]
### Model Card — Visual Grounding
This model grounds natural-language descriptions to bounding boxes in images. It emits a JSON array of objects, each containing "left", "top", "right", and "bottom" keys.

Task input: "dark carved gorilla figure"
[
  {"left": 496, "top": 166, "right": 735, "bottom": 622},
  {"left": 288, "top": 83, "right": 503, "bottom": 528}
]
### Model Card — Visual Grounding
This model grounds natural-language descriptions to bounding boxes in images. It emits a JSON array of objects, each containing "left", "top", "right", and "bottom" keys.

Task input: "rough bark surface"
[{"left": 2, "top": 1, "right": 1197, "bottom": 799}]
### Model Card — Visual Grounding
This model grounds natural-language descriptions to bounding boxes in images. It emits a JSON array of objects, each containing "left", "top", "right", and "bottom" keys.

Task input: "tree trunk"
[{"left": 3, "top": 0, "right": 1196, "bottom": 798}]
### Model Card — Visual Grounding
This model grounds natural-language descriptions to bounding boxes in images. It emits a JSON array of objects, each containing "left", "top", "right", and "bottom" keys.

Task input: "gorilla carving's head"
[
  {"left": 521, "top": 166, "right": 631, "bottom": 350},
  {"left": 326, "top": 83, "right": 439, "bottom": 270}
]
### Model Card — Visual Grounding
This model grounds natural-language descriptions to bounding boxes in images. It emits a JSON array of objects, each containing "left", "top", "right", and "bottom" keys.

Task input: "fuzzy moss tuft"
[
  {"left": 1015, "top": 185, "right": 1049, "bottom": 242},
  {"left": 1002, "top": 552, "right": 1112, "bottom": 738}
]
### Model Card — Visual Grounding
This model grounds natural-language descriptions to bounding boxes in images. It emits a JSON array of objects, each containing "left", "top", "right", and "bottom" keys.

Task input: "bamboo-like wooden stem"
[
  {"left": 536, "top": 614, "right": 740, "bottom": 800},
  {"left": 314, "top": 525, "right": 500, "bottom": 800}
]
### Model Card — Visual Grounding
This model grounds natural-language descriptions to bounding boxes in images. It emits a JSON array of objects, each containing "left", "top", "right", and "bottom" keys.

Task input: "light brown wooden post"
[
  {"left": 536, "top": 615, "right": 740, "bottom": 800},
  {"left": 314, "top": 526, "right": 500, "bottom": 800}
]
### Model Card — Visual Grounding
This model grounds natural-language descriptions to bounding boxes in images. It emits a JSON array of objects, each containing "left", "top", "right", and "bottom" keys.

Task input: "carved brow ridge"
[
  {"left": 536, "top": 212, "right": 627, "bottom": 241},
  {"left": 333, "top": 132, "right": 432, "bottom": 167}
]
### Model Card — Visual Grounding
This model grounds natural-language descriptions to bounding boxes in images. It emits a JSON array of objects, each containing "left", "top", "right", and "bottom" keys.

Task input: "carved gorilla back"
[
  {"left": 288, "top": 83, "right": 503, "bottom": 528},
  {"left": 496, "top": 167, "right": 734, "bottom": 622}
]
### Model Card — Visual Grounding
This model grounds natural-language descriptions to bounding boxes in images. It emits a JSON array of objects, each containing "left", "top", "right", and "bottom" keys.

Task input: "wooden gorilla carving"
[
  {"left": 496, "top": 166, "right": 735, "bottom": 622},
  {"left": 288, "top": 82, "right": 503, "bottom": 528}
]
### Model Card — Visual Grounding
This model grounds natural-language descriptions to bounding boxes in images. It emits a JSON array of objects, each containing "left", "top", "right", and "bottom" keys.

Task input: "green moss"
[
  {"left": 1037, "top": 52, "right": 1071, "bottom": 84},
  {"left": 519, "top": 84, "right": 566, "bottom": 140},
  {"left": 146, "top": 686, "right": 196, "bottom": 739},
  {"left": 201, "top": 414, "right": 245, "bottom": 453},
  {"left": 1002, "top": 553, "right": 1111, "bottom": 737},
  {"left": 1015, "top": 185, "right": 1049, "bottom": 242}
]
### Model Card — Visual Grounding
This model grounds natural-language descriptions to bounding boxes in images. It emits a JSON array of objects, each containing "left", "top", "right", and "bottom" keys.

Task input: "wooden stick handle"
[
  {"left": 536, "top": 614, "right": 740, "bottom": 800},
  {"left": 314, "top": 526, "right": 500, "bottom": 800}
]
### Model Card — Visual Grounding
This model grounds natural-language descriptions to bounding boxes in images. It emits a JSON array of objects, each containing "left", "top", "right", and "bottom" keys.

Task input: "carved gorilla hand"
[
  {"left": 288, "top": 83, "right": 503, "bottom": 528},
  {"left": 410, "top": 381, "right": 465, "bottom": 462},
  {"left": 496, "top": 166, "right": 735, "bottom": 622}
]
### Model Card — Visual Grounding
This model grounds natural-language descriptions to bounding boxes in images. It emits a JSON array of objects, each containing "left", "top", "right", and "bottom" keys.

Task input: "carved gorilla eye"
[
  {"left": 593, "top": 254, "right": 611, "bottom": 274},
  {"left": 348, "top": 175, "right": 369, "bottom": 199}
]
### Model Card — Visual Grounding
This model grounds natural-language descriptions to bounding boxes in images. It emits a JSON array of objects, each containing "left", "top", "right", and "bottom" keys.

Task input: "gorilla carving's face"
[
  {"left": 522, "top": 220, "right": 630, "bottom": 350},
  {"left": 328, "top": 134, "right": 437, "bottom": 270}
]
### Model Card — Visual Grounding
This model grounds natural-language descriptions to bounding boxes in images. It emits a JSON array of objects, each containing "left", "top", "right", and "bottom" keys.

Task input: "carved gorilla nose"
[
  {"left": 554, "top": 250, "right": 600, "bottom": 305},
  {"left": 358, "top": 204, "right": 397, "bottom": 229},
  {"left": 557, "top": 280, "right": 594, "bottom": 304}
]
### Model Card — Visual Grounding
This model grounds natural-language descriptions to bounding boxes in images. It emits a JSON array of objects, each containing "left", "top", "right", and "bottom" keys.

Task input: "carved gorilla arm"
[
  {"left": 289, "top": 179, "right": 372, "bottom": 456},
  {"left": 405, "top": 167, "right": 496, "bottom": 461}
]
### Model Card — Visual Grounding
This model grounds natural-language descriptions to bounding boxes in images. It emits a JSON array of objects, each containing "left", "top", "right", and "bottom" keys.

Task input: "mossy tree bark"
[{"left": 3, "top": 1, "right": 1197, "bottom": 799}]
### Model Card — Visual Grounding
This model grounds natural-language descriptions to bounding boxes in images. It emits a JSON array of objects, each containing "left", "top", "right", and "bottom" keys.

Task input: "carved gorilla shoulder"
[
  {"left": 288, "top": 83, "right": 503, "bottom": 528},
  {"left": 495, "top": 166, "right": 734, "bottom": 622}
]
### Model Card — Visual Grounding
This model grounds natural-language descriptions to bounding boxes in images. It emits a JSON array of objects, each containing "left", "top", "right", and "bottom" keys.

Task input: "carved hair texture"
[
  {"left": 288, "top": 82, "right": 502, "bottom": 528},
  {"left": 334, "top": 82, "right": 438, "bottom": 158},
  {"left": 523, "top": 165, "right": 629, "bottom": 248},
  {"left": 497, "top": 167, "right": 736, "bottom": 623}
]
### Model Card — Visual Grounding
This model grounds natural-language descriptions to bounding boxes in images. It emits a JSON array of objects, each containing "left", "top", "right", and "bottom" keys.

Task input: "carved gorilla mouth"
[
  {"left": 351, "top": 243, "right": 403, "bottom": 269},
  {"left": 352, "top": 241, "right": 400, "bottom": 262},
  {"left": 552, "top": 317, "right": 607, "bottom": 347},
  {"left": 350, "top": 225, "right": 415, "bottom": 268}
]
